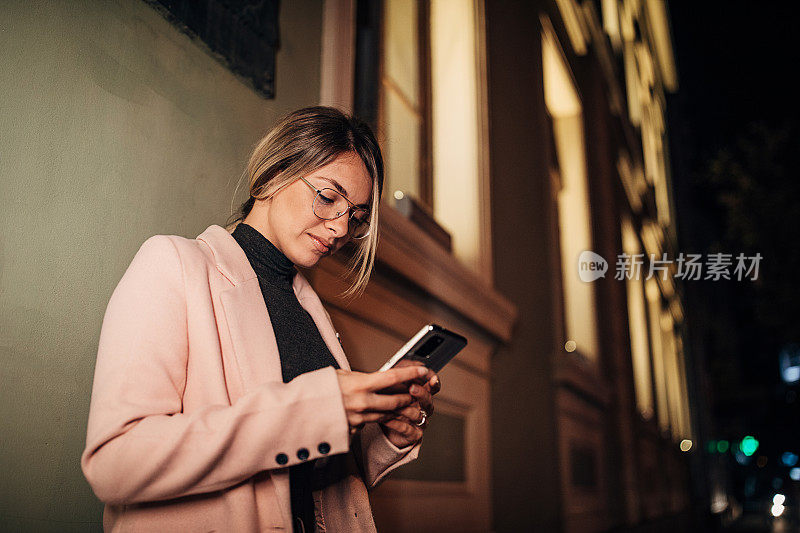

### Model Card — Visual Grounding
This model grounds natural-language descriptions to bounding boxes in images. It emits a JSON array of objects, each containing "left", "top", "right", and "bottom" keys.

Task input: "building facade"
[
  {"left": 0, "top": 0, "right": 698, "bottom": 531},
  {"left": 315, "top": 0, "right": 697, "bottom": 531}
]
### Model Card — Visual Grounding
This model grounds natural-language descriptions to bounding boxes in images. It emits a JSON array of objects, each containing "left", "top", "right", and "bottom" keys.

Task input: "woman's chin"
[{"left": 293, "top": 252, "right": 324, "bottom": 269}]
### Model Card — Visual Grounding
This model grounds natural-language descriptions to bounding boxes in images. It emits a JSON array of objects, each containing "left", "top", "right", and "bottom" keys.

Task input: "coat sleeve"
[
  {"left": 81, "top": 236, "right": 350, "bottom": 505},
  {"left": 357, "top": 422, "right": 421, "bottom": 489}
]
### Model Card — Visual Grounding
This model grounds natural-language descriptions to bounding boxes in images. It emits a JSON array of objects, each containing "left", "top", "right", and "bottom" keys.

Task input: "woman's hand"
[
  {"left": 380, "top": 367, "right": 441, "bottom": 449},
  {"left": 336, "top": 366, "right": 429, "bottom": 434}
]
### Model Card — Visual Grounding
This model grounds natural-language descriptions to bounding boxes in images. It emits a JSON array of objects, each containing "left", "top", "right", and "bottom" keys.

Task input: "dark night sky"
[
  {"left": 669, "top": 1, "right": 800, "bottom": 157},
  {"left": 666, "top": 2, "right": 800, "bottom": 446}
]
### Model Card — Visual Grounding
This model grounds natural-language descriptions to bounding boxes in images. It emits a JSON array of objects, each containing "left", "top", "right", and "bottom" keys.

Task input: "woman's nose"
[{"left": 324, "top": 212, "right": 350, "bottom": 238}]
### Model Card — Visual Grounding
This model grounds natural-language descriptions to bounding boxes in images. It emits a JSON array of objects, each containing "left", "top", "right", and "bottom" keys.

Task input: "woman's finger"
[
  {"left": 410, "top": 384, "right": 434, "bottom": 415},
  {"left": 368, "top": 366, "right": 428, "bottom": 391},
  {"left": 392, "top": 403, "right": 422, "bottom": 422},
  {"left": 366, "top": 392, "right": 415, "bottom": 412},
  {"left": 378, "top": 367, "right": 438, "bottom": 395},
  {"left": 387, "top": 402, "right": 429, "bottom": 427},
  {"left": 419, "top": 367, "right": 436, "bottom": 386},
  {"left": 381, "top": 418, "right": 424, "bottom": 441},
  {"left": 429, "top": 373, "right": 441, "bottom": 394}
]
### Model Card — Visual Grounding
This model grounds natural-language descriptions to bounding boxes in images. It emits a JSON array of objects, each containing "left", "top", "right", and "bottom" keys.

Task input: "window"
[
  {"left": 380, "top": 0, "right": 432, "bottom": 204},
  {"left": 147, "top": 0, "right": 279, "bottom": 98},
  {"left": 543, "top": 18, "right": 599, "bottom": 362},
  {"left": 353, "top": 0, "right": 491, "bottom": 276},
  {"left": 661, "top": 309, "right": 692, "bottom": 439},
  {"left": 622, "top": 216, "right": 653, "bottom": 419},
  {"left": 645, "top": 277, "right": 669, "bottom": 432},
  {"left": 660, "top": 309, "right": 683, "bottom": 437},
  {"left": 354, "top": 0, "right": 432, "bottom": 206}
]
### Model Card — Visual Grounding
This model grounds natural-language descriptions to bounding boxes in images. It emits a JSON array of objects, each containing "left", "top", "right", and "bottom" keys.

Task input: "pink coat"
[{"left": 81, "top": 224, "right": 421, "bottom": 532}]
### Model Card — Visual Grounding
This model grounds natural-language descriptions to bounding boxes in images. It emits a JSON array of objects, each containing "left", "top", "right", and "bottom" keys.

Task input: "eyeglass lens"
[{"left": 313, "top": 189, "right": 370, "bottom": 238}]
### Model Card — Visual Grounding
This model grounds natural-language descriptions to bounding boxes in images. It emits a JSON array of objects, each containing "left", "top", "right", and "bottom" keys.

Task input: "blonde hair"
[{"left": 226, "top": 106, "right": 384, "bottom": 297}]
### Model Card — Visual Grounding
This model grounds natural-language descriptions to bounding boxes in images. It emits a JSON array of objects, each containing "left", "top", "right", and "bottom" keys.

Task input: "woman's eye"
[{"left": 318, "top": 193, "right": 336, "bottom": 204}]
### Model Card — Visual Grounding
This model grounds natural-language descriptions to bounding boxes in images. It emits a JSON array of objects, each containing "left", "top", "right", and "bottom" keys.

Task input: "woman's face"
[{"left": 246, "top": 151, "right": 373, "bottom": 268}]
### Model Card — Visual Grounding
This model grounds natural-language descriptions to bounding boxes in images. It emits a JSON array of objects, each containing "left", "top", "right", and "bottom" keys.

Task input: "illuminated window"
[
  {"left": 601, "top": 0, "right": 622, "bottom": 51},
  {"left": 622, "top": 217, "right": 653, "bottom": 419},
  {"left": 354, "top": 0, "right": 489, "bottom": 275},
  {"left": 645, "top": 277, "right": 668, "bottom": 432},
  {"left": 543, "top": 19, "right": 599, "bottom": 362},
  {"left": 430, "top": 0, "right": 485, "bottom": 274},
  {"left": 644, "top": 252, "right": 691, "bottom": 438},
  {"left": 660, "top": 310, "right": 683, "bottom": 438},
  {"left": 656, "top": 309, "right": 693, "bottom": 439},
  {"left": 618, "top": 0, "right": 675, "bottom": 228},
  {"left": 380, "top": 0, "right": 431, "bottom": 204}
]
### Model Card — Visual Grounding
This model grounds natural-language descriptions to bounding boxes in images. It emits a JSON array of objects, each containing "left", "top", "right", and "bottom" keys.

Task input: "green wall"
[{"left": 0, "top": 0, "right": 322, "bottom": 529}]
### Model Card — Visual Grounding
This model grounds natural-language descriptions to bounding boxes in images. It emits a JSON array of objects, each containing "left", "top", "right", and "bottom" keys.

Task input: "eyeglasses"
[{"left": 299, "top": 176, "right": 371, "bottom": 239}]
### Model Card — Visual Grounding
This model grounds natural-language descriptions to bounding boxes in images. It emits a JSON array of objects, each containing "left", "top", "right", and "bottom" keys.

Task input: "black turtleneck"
[
  {"left": 231, "top": 222, "right": 340, "bottom": 382},
  {"left": 231, "top": 222, "right": 340, "bottom": 532}
]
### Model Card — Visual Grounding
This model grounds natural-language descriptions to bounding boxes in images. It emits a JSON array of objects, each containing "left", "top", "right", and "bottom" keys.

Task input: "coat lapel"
[
  {"left": 199, "top": 225, "right": 283, "bottom": 390},
  {"left": 220, "top": 279, "right": 284, "bottom": 388},
  {"left": 198, "top": 225, "right": 292, "bottom": 527}
]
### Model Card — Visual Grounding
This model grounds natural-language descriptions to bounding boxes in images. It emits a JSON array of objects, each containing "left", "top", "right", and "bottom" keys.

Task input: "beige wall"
[{"left": 0, "top": 0, "right": 322, "bottom": 529}]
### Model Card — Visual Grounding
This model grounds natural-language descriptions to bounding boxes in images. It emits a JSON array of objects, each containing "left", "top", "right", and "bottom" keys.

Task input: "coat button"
[
  {"left": 297, "top": 448, "right": 310, "bottom": 461},
  {"left": 275, "top": 453, "right": 288, "bottom": 465},
  {"left": 318, "top": 442, "right": 331, "bottom": 455}
]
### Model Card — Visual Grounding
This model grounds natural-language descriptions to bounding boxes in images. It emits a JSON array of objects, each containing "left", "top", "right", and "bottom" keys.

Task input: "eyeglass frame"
[{"left": 298, "top": 176, "right": 372, "bottom": 239}]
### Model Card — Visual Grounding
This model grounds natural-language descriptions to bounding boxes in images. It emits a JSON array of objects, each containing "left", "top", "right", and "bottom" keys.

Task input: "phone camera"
[{"left": 414, "top": 335, "right": 444, "bottom": 359}]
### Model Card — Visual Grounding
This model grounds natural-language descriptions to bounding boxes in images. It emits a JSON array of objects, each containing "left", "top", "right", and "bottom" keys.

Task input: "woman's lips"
[{"left": 308, "top": 234, "right": 331, "bottom": 254}]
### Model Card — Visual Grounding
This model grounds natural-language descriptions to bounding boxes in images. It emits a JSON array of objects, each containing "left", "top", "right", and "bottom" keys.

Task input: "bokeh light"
[
  {"left": 781, "top": 452, "right": 798, "bottom": 467},
  {"left": 740, "top": 436, "right": 759, "bottom": 456}
]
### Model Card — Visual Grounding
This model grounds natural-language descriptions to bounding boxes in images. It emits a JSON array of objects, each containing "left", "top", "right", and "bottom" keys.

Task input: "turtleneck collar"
[{"left": 231, "top": 223, "right": 296, "bottom": 291}]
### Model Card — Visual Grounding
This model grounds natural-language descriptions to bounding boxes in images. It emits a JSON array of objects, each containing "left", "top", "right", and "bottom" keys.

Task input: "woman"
[{"left": 81, "top": 106, "right": 440, "bottom": 532}]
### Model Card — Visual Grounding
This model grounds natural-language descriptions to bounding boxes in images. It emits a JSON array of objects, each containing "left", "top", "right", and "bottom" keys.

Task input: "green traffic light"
[
  {"left": 717, "top": 440, "right": 730, "bottom": 453},
  {"left": 740, "top": 436, "right": 759, "bottom": 457}
]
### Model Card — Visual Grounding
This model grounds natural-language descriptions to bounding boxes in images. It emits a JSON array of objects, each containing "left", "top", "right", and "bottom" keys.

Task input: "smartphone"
[{"left": 379, "top": 324, "right": 467, "bottom": 373}]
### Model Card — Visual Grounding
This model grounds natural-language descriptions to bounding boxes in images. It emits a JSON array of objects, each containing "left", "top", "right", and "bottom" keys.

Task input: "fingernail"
[
  {"left": 417, "top": 367, "right": 427, "bottom": 376},
  {"left": 411, "top": 385, "right": 421, "bottom": 394},
  {"left": 432, "top": 376, "right": 439, "bottom": 386}
]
